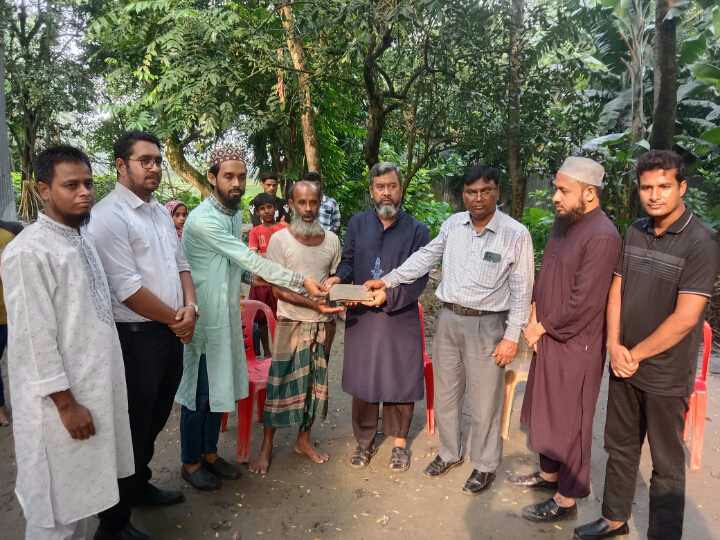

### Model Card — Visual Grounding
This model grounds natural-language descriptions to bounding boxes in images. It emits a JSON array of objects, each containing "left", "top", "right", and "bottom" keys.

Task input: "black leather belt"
[
  {"left": 442, "top": 302, "right": 500, "bottom": 317},
  {"left": 116, "top": 321, "right": 169, "bottom": 333}
]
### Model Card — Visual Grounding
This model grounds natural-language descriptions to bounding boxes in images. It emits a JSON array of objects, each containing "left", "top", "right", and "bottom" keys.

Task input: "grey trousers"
[{"left": 433, "top": 308, "right": 506, "bottom": 472}]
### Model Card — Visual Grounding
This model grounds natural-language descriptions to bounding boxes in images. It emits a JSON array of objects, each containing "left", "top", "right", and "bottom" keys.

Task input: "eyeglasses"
[
  {"left": 465, "top": 187, "right": 497, "bottom": 199},
  {"left": 128, "top": 157, "right": 163, "bottom": 169}
]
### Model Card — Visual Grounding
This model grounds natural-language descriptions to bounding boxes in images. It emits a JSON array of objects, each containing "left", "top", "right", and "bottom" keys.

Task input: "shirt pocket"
[{"left": 477, "top": 255, "right": 509, "bottom": 288}]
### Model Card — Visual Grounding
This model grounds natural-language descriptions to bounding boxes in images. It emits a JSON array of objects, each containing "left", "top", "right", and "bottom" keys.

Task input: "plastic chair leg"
[
  {"left": 424, "top": 363, "right": 435, "bottom": 435},
  {"left": 501, "top": 372, "right": 517, "bottom": 441},
  {"left": 236, "top": 395, "right": 254, "bottom": 463},
  {"left": 220, "top": 412, "right": 229, "bottom": 433},
  {"left": 684, "top": 393, "right": 694, "bottom": 442},
  {"left": 690, "top": 391, "right": 707, "bottom": 472},
  {"left": 684, "top": 392, "right": 696, "bottom": 443},
  {"left": 255, "top": 388, "right": 267, "bottom": 424}
]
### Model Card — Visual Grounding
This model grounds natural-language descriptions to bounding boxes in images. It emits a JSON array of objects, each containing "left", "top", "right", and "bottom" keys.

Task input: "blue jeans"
[
  {"left": 180, "top": 355, "right": 222, "bottom": 464},
  {"left": 0, "top": 324, "right": 7, "bottom": 408}
]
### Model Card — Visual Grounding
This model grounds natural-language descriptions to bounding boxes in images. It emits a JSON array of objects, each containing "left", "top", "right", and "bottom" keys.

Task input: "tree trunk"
[
  {"left": 403, "top": 101, "right": 417, "bottom": 189},
  {"left": 364, "top": 101, "right": 385, "bottom": 171},
  {"left": 650, "top": 0, "right": 677, "bottom": 150},
  {"left": 507, "top": 0, "right": 525, "bottom": 220},
  {"left": 0, "top": 17, "right": 18, "bottom": 221},
  {"left": 17, "top": 110, "right": 40, "bottom": 221},
  {"left": 164, "top": 137, "right": 211, "bottom": 197},
  {"left": 278, "top": 2, "right": 321, "bottom": 173}
]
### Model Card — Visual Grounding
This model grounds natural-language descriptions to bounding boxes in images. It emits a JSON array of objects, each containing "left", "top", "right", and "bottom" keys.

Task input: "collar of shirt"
[
  {"left": 640, "top": 206, "right": 693, "bottom": 237},
  {"left": 209, "top": 194, "right": 239, "bottom": 216},
  {"left": 114, "top": 182, "right": 156, "bottom": 210},
  {"left": 37, "top": 212, "right": 81, "bottom": 238},
  {"left": 460, "top": 208, "right": 501, "bottom": 235}
]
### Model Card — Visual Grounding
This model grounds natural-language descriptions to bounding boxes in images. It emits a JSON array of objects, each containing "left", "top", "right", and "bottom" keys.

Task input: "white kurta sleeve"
[{"left": 2, "top": 250, "right": 70, "bottom": 397}]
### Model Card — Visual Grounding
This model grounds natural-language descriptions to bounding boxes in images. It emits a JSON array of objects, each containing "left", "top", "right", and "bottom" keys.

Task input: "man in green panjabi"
[{"left": 175, "top": 145, "right": 325, "bottom": 491}]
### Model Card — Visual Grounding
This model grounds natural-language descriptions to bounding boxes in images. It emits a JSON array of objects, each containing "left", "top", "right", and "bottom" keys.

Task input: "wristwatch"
[{"left": 187, "top": 302, "right": 200, "bottom": 318}]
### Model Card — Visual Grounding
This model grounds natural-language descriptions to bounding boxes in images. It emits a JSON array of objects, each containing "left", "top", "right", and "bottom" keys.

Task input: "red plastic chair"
[
  {"left": 418, "top": 303, "right": 435, "bottom": 435},
  {"left": 220, "top": 299, "right": 276, "bottom": 462},
  {"left": 683, "top": 321, "right": 712, "bottom": 471}
]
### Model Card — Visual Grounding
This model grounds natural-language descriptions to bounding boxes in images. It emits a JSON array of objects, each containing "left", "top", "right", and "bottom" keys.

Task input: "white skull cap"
[{"left": 558, "top": 156, "right": 605, "bottom": 187}]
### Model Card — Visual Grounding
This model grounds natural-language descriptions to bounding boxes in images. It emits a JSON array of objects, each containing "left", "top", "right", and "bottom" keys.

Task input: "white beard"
[{"left": 289, "top": 215, "right": 325, "bottom": 238}]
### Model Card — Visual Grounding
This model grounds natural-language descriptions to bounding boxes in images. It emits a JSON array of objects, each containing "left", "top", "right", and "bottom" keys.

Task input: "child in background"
[
  {"left": 166, "top": 200, "right": 189, "bottom": 239},
  {"left": 248, "top": 193, "right": 287, "bottom": 356}
]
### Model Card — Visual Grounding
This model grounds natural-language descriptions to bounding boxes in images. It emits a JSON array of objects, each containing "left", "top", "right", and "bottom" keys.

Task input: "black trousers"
[
  {"left": 351, "top": 397, "right": 414, "bottom": 450},
  {"left": 99, "top": 322, "right": 183, "bottom": 531},
  {"left": 601, "top": 377, "right": 688, "bottom": 540}
]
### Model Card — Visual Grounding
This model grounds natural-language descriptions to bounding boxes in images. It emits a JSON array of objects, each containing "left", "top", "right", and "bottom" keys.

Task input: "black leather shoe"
[
  {"left": 204, "top": 456, "right": 241, "bottom": 480},
  {"left": 94, "top": 522, "right": 156, "bottom": 540},
  {"left": 522, "top": 497, "right": 577, "bottom": 522},
  {"left": 508, "top": 471, "right": 559, "bottom": 491},
  {"left": 423, "top": 455, "right": 464, "bottom": 478},
  {"left": 462, "top": 469, "right": 495, "bottom": 495},
  {"left": 136, "top": 482, "right": 186, "bottom": 505},
  {"left": 574, "top": 518, "right": 629, "bottom": 539},
  {"left": 182, "top": 465, "right": 221, "bottom": 491}
]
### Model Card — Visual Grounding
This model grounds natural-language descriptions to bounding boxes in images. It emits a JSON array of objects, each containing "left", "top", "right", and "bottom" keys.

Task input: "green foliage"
[
  {"left": 4, "top": 0, "right": 720, "bottom": 233},
  {"left": 3, "top": 1, "right": 95, "bottom": 176},
  {"left": 522, "top": 190, "right": 555, "bottom": 269},
  {"left": 402, "top": 171, "right": 453, "bottom": 238}
]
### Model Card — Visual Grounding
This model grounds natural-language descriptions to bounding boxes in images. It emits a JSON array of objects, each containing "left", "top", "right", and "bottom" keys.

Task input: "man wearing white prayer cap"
[{"left": 507, "top": 156, "right": 622, "bottom": 524}]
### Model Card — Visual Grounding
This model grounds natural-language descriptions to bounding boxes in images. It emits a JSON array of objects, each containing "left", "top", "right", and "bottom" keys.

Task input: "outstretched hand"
[
  {"left": 361, "top": 288, "right": 387, "bottom": 307},
  {"left": 304, "top": 277, "right": 327, "bottom": 299},
  {"left": 363, "top": 279, "right": 386, "bottom": 291},
  {"left": 321, "top": 276, "right": 341, "bottom": 292}
]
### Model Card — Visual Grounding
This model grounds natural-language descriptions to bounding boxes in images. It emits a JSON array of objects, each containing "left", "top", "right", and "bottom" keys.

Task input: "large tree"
[{"left": 4, "top": 0, "right": 94, "bottom": 219}]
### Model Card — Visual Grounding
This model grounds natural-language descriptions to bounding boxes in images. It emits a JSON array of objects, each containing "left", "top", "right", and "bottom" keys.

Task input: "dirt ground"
[{"left": 2, "top": 303, "right": 720, "bottom": 539}]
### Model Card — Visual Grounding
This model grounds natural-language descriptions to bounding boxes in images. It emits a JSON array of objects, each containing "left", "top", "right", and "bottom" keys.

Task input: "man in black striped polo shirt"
[{"left": 575, "top": 150, "right": 720, "bottom": 540}]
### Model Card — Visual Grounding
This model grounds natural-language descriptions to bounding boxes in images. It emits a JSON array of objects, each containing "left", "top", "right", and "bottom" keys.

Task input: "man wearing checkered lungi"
[{"left": 248, "top": 180, "right": 343, "bottom": 475}]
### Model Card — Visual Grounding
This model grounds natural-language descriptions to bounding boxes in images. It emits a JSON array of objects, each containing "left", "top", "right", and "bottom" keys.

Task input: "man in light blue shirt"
[{"left": 367, "top": 165, "right": 534, "bottom": 495}]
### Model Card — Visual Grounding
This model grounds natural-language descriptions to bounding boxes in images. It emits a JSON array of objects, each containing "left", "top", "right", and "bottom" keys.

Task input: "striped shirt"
[
  {"left": 383, "top": 210, "right": 534, "bottom": 342},
  {"left": 318, "top": 195, "right": 341, "bottom": 233}
]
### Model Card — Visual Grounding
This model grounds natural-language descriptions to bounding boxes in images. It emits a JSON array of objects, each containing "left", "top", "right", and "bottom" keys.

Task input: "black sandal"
[
  {"left": 389, "top": 447, "right": 411, "bottom": 472},
  {"left": 350, "top": 445, "right": 377, "bottom": 468}
]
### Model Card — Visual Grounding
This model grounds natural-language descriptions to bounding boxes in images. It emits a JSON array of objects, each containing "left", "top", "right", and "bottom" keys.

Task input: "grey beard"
[
  {"left": 375, "top": 202, "right": 399, "bottom": 220},
  {"left": 289, "top": 215, "right": 324, "bottom": 238}
]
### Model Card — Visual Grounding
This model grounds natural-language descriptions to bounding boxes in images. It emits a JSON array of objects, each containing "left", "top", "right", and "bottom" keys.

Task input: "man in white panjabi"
[{"left": 2, "top": 146, "right": 137, "bottom": 540}]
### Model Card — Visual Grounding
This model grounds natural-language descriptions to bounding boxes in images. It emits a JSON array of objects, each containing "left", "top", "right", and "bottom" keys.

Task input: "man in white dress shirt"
[
  {"left": 88, "top": 132, "right": 198, "bottom": 535},
  {"left": 2, "top": 146, "right": 139, "bottom": 539}
]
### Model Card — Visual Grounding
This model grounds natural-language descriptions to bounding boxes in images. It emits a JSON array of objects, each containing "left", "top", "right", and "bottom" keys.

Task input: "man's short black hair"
[
  {"left": 208, "top": 163, "right": 220, "bottom": 177},
  {"left": 302, "top": 171, "right": 322, "bottom": 184},
  {"left": 34, "top": 145, "right": 92, "bottom": 185},
  {"left": 260, "top": 171, "right": 279, "bottom": 183},
  {"left": 463, "top": 165, "right": 499, "bottom": 187},
  {"left": 253, "top": 192, "right": 277, "bottom": 208},
  {"left": 636, "top": 150, "right": 685, "bottom": 183},
  {"left": 113, "top": 131, "right": 161, "bottom": 162}
]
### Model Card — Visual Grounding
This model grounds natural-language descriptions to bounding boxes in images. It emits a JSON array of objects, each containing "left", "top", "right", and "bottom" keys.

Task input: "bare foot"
[
  {"left": 0, "top": 406, "right": 9, "bottom": 427},
  {"left": 293, "top": 437, "right": 330, "bottom": 464},
  {"left": 249, "top": 447, "right": 272, "bottom": 475}
]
